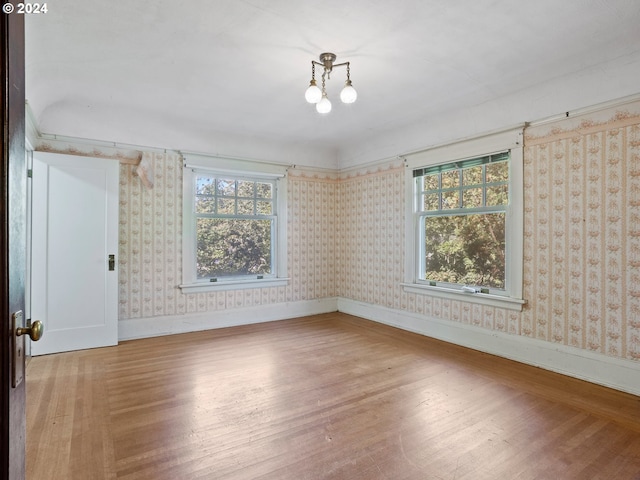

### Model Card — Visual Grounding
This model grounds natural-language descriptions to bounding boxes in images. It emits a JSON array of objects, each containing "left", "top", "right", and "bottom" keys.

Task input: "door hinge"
[{"left": 27, "top": 169, "right": 32, "bottom": 178}]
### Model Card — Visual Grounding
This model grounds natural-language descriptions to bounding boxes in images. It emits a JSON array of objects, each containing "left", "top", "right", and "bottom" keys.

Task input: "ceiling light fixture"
[{"left": 305, "top": 52, "right": 357, "bottom": 114}]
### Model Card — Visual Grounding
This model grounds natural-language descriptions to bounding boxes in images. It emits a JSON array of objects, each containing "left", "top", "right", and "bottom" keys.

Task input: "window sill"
[
  {"left": 180, "top": 277, "right": 290, "bottom": 293},
  {"left": 400, "top": 283, "right": 526, "bottom": 311}
]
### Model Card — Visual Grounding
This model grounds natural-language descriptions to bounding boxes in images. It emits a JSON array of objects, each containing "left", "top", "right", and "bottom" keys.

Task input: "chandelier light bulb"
[
  {"left": 340, "top": 80, "right": 357, "bottom": 104},
  {"left": 305, "top": 80, "right": 322, "bottom": 104},
  {"left": 316, "top": 94, "right": 332, "bottom": 114}
]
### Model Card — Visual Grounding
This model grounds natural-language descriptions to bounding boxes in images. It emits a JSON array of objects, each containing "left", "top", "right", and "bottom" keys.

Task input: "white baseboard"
[
  {"left": 118, "top": 296, "right": 639, "bottom": 397},
  {"left": 118, "top": 297, "right": 338, "bottom": 341},
  {"left": 337, "top": 298, "right": 640, "bottom": 396}
]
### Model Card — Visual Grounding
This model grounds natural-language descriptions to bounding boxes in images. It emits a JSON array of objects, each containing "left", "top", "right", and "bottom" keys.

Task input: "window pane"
[
  {"left": 256, "top": 201, "right": 272, "bottom": 215},
  {"left": 486, "top": 185, "right": 508, "bottom": 206},
  {"left": 217, "top": 198, "right": 235, "bottom": 214},
  {"left": 237, "top": 180, "right": 255, "bottom": 198},
  {"left": 423, "top": 174, "right": 439, "bottom": 191},
  {"left": 462, "top": 188, "right": 483, "bottom": 208},
  {"left": 441, "top": 190, "right": 459, "bottom": 209},
  {"left": 217, "top": 179, "right": 236, "bottom": 196},
  {"left": 463, "top": 166, "right": 482, "bottom": 186},
  {"left": 486, "top": 162, "right": 508, "bottom": 183},
  {"left": 256, "top": 182, "right": 273, "bottom": 199},
  {"left": 196, "top": 218, "right": 272, "bottom": 278},
  {"left": 441, "top": 171, "right": 459, "bottom": 189},
  {"left": 195, "top": 196, "right": 216, "bottom": 213},
  {"left": 237, "top": 199, "right": 254, "bottom": 215},
  {"left": 423, "top": 212, "right": 505, "bottom": 288},
  {"left": 423, "top": 193, "right": 439, "bottom": 211},
  {"left": 196, "top": 176, "right": 216, "bottom": 195}
]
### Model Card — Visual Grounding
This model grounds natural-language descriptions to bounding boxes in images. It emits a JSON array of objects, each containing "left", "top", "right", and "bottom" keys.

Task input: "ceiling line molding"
[
  {"left": 524, "top": 97, "right": 640, "bottom": 145},
  {"left": 26, "top": 101, "right": 145, "bottom": 164},
  {"left": 35, "top": 140, "right": 143, "bottom": 164},
  {"left": 339, "top": 158, "right": 405, "bottom": 181},
  {"left": 526, "top": 92, "right": 640, "bottom": 128},
  {"left": 180, "top": 150, "right": 293, "bottom": 172},
  {"left": 287, "top": 165, "right": 340, "bottom": 181}
]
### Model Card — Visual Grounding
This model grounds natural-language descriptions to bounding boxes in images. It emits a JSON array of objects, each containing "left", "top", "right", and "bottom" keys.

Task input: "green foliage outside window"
[
  {"left": 423, "top": 213, "right": 505, "bottom": 288},
  {"left": 416, "top": 153, "right": 509, "bottom": 290},
  {"left": 194, "top": 174, "right": 275, "bottom": 279},
  {"left": 197, "top": 218, "right": 271, "bottom": 278}
]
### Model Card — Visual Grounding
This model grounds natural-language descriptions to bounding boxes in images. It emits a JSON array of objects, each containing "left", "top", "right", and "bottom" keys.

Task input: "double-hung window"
[
  {"left": 402, "top": 128, "right": 525, "bottom": 310},
  {"left": 415, "top": 152, "right": 509, "bottom": 291},
  {"left": 181, "top": 155, "right": 288, "bottom": 292}
]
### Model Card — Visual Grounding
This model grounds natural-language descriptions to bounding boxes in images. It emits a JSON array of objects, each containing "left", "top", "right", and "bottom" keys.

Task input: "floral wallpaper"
[
  {"left": 118, "top": 157, "right": 338, "bottom": 319},
  {"left": 287, "top": 169, "right": 339, "bottom": 301},
  {"left": 336, "top": 162, "right": 406, "bottom": 311},
  {"left": 336, "top": 161, "right": 522, "bottom": 334},
  {"left": 119, "top": 152, "right": 184, "bottom": 318},
  {"left": 523, "top": 105, "right": 640, "bottom": 360},
  {"left": 336, "top": 102, "right": 640, "bottom": 362},
  {"left": 118, "top": 100, "right": 640, "bottom": 363}
]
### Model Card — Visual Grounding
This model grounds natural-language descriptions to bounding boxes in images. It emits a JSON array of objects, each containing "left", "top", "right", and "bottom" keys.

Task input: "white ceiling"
[{"left": 25, "top": 0, "right": 640, "bottom": 168}]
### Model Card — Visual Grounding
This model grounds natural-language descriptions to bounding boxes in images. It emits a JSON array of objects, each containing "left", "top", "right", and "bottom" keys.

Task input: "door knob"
[{"left": 16, "top": 320, "right": 44, "bottom": 341}]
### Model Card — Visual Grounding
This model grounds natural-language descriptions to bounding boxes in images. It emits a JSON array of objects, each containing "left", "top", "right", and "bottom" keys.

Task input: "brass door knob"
[{"left": 16, "top": 320, "right": 44, "bottom": 341}]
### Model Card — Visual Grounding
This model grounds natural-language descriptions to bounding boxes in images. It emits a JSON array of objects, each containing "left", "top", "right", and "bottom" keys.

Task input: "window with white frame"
[
  {"left": 181, "top": 155, "right": 288, "bottom": 293},
  {"left": 402, "top": 128, "right": 525, "bottom": 310},
  {"left": 414, "top": 152, "right": 509, "bottom": 292},
  {"left": 194, "top": 173, "right": 276, "bottom": 278}
]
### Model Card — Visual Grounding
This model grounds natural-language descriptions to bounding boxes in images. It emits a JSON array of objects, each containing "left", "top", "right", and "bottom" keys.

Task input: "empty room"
[{"left": 2, "top": 0, "right": 640, "bottom": 479}]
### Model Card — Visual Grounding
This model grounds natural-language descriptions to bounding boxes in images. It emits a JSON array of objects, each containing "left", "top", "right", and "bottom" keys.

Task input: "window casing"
[
  {"left": 402, "top": 128, "right": 525, "bottom": 311},
  {"left": 181, "top": 155, "right": 288, "bottom": 293}
]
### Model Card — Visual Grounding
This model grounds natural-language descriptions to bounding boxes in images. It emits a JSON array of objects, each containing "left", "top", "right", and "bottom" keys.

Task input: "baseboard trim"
[
  {"left": 337, "top": 298, "right": 640, "bottom": 396},
  {"left": 118, "top": 297, "right": 639, "bottom": 396},
  {"left": 119, "top": 297, "right": 339, "bottom": 341}
]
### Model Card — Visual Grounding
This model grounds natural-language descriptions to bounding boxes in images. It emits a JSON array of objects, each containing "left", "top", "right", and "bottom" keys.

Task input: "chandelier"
[{"left": 304, "top": 52, "right": 357, "bottom": 114}]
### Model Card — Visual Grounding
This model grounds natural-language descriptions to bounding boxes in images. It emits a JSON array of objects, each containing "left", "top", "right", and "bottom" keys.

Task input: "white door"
[{"left": 30, "top": 152, "right": 119, "bottom": 355}]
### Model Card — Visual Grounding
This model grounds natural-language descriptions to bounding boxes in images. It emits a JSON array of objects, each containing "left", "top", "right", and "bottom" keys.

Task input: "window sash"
[
  {"left": 195, "top": 217, "right": 276, "bottom": 280},
  {"left": 415, "top": 153, "right": 509, "bottom": 213},
  {"left": 418, "top": 211, "right": 507, "bottom": 292},
  {"left": 194, "top": 173, "right": 275, "bottom": 218}
]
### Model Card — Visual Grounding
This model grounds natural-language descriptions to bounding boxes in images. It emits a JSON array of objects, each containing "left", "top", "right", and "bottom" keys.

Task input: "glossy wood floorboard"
[{"left": 26, "top": 313, "right": 640, "bottom": 479}]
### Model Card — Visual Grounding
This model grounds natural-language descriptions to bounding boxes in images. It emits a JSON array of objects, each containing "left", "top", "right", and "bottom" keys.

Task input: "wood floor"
[{"left": 26, "top": 313, "right": 640, "bottom": 479}]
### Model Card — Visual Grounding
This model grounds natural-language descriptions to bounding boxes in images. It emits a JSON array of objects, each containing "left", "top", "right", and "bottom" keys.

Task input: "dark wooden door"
[{"left": 1, "top": 11, "right": 26, "bottom": 480}]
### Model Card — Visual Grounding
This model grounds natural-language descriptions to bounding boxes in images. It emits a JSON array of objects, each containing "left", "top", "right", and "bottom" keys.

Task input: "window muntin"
[
  {"left": 192, "top": 173, "right": 277, "bottom": 281},
  {"left": 415, "top": 152, "right": 509, "bottom": 293}
]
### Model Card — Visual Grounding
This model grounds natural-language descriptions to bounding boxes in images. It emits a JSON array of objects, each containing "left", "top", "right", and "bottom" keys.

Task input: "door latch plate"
[{"left": 11, "top": 310, "right": 25, "bottom": 388}]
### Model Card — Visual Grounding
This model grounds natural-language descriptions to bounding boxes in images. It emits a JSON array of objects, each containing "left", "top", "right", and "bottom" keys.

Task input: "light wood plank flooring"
[{"left": 26, "top": 313, "right": 640, "bottom": 479}]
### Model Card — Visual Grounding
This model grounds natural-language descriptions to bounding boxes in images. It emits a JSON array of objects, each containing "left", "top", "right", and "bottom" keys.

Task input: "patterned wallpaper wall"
[
  {"left": 118, "top": 156, "right": 338, "bottom": 320},
  {"left": 287, "top": 169, "right": 338, "bottom": 301},
  {"left": 118, "top": 100, "right": 640, "bottom": 363},
  {"left": 119, "top": 152, "right": 184, "bottom": 319},
  {"left": 337, "top": 162, "right": 406, "bottom": 310},
  {"left": 337, "top": 102, "right": 640, "bottom": 362},
  {"left": 337, "top": 161, "right": 523, "bottom": 335},
  {"left": 523, "top": 106, "right": 640, "bottom": 360}
]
